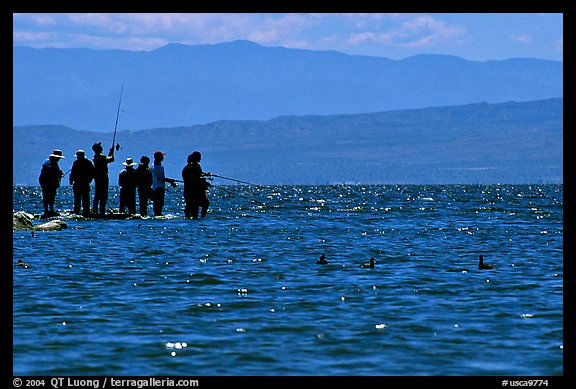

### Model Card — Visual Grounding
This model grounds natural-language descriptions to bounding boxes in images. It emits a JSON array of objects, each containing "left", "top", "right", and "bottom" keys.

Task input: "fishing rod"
[
  {"left": 173, "top": 175, "right": 258, "bottom": 186},
  {"left": 170, "top": 178, "right": 235, "bottom": 195},
  {"left": 111, "top": 81, "right": 124, "bottom": 153},
  {"left": 208, "top": 174, "right": 260, "bottom": 186}
]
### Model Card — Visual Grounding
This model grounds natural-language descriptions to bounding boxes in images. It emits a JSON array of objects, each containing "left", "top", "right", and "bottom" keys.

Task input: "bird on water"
[
  {"left": 14, "top": 259, "right": 30, "bottom": 268},
  {"left": 478, "top": 255, "right": 495, "bottom": 270},
  {"left": 316, "top": 254, "right": 328, "bottom": 265},
  {"left": 361, "top": 257, "right": 376, "bottom": 269}
]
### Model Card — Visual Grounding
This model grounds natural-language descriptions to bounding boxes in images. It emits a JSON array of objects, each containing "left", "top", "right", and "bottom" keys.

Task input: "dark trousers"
[
  {"left": 184, "top": 190, "right": 210, "bottom": 219},
  {"left": 152, "top": 187, "right": 165, "bottom": 216},
  {"left": 41, "top": 186, "right": 57, "bottom": 212},
  {"left": 138, "top": 189, "right": 150, "bottom": 217},
  {"left": 73, "top": 183, "right": 91, "bottom": 215},
  {"left": 93, "top": 177, "right": 109, "bottom": 215},
  {"left": 119, "top": 187, "right": 137, "bottom": 215}
]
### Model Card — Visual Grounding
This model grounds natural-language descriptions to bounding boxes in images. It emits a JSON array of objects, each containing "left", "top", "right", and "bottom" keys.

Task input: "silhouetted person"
[
  {"left": 69, "top": 149, "right": 95, "bottom": 216},
  {"left": 135, "top": 155, "right": 153, "bottom": 217},
  {"left": 39, "top": 149, "right": 65, "bottom": 217},
  {"left": 151, "top": 151, "right": 177, "bottom": 216},
  {"left": 478, "top": 255, "right": 495, "bottom": 270},
  {"left": 118, "top": 157, "right": 138, "bottom": 215},
  {"left": 182, "top": 151, "right": 212, "bottom": 219},
  {"left": 92, "top": 142, "right": 114, "bottom": 215}
]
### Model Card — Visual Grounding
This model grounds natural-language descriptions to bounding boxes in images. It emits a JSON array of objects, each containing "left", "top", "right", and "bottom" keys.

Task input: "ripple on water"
[{"left": 13, "top": 184, "right": 563, "bottom": 375}]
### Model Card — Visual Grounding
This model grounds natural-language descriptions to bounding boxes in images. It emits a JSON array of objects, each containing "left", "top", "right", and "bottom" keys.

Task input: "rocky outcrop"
[
  {"left": 34, "top": 219, "right": 68, "bottom": 231},
  {"left": 13, "top": 211, "right": 35, "bottom": 231},
  {"left": 13, "top": 211, "right": 68, "bottom": 231}
]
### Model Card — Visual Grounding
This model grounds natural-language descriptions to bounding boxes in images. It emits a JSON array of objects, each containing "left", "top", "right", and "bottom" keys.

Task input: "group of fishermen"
[{"left": 38, "top": 142, "right": 211, "bottom": 219}]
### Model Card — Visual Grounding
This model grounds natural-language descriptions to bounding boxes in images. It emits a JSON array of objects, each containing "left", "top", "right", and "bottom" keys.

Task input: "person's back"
[
  {"left": 182, "top": 161, "right": 203, "bottom": 190},
  {"left": 119, "top": 167, "right": 137, "bottom": 189},
  {"left": 92, "top": 142, "right": 114, "bottom": 215},
  {"left": 135, "top": 161, "right": 152, "bottom": 191},
  {"left": 182, "top": 151, "right": 211, "bottom": 219},
  {"left": 119, "top": 157, "right": 138, "bottom": 214},
  {"left": 135, "top": 156, "right": 153, "bottom": 216},
  {"left": 70, "top": 150, "right": 95, "bottom": 215},
  {"left": 93, "top": 154, "right": 109, "bottom": 178},
  {"left": 39, "top": 158, "right": 61, "bottom": 189},
  {"left": 151, "top": 151, "right": 176, "bottom": 216},
  {"left": 70, "top": 153, "right": 95, "bottom": 186},
  {"left": 39, "top": 150, "right": 65, "bottom": 216}
]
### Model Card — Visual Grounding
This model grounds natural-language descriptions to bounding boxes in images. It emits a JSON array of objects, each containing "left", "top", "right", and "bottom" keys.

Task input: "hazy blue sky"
[{"left": 13, "top": 13, "right": 563, "bottom": 61}]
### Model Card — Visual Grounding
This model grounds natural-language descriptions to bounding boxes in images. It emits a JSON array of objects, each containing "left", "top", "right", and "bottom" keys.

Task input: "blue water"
[{"left": 12, "top": 184, "right": 563, "bottom": 376}]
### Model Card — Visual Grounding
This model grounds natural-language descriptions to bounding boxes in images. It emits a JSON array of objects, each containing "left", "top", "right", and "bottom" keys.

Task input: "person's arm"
[
  {"left": 69, "top": 163, "right": 75, "bottom": 185},
  {"left": 165, "top": 177, "right": 177, "bottom": 187}
]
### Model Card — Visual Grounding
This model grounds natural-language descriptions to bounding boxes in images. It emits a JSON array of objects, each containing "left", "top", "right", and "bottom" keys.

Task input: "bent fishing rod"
[{"left": 111, "top": 81, "right": 124, "bottom": 153}]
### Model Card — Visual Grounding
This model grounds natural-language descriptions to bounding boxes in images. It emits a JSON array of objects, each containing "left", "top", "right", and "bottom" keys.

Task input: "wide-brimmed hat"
[
  {"left": 122, "top": 157, "right": 137, "bottom": 166},
  {"left": 50, "top": 149, "right": 65, "bottom": 158},
  {"left": 75, "top": 149, "right": 85, "bottom": 157}
]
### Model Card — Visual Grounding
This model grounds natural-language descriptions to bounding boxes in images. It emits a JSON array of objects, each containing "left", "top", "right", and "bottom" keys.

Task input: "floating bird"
[
  {"left": 316, "top": 254, "right": 328, "bottom": 265},
  {"left": 478, "top": 255, "right": 495, "bottom": 270},
  {"left": 14, "top": 259, "right": 30, "bottom": 268},
  {"left": 361, "top": 257, "right": 376, "bottom": 269}
]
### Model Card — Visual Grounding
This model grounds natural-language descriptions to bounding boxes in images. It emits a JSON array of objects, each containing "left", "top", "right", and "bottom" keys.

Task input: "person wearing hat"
[
  {"left": 181, "top": 151, "right": 212, "bottom": 219},
  {"left": 69, "top": 149, "right": 95, "bottom": 216},
  {"left": 38, "top": 149, "right": 65, "bottom": 217},
  {"left": 118, "top": 157, "right": 138, "bottom": 215},
  {"left": 135, "top": 156, "right": 153, "bottom": 217},
  {"left": 92, "top": 142, "right": 115, "bottom": 215},
  {"left": 151, "top": 151, "right": 177, "bottom": 216}
]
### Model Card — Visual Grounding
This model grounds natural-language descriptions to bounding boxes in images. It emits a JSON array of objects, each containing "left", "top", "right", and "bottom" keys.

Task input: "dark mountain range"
[
  {"left": 13, "top": 40, "right": 562, "bottom": 132},
  {"left": 13, "top": 98, "right": 563, "bottom": 186}
]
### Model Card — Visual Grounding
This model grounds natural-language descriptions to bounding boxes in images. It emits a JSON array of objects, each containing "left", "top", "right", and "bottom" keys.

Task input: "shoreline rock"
[{"left": 13, "top": 211, "right": 68, "bottom": 231}]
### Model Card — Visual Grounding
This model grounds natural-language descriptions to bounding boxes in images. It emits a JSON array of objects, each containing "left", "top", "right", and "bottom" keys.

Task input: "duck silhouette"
[
  {"left": 316, "top": 254, "right": 328, "bottom": 265},
  {"left": 14, "top": 259, "right": 30, "bottom": 268},
  {"left": 478, "top": 255, "right": 495, "bottom": 270},
  {"left": 361, "top": 257, "right": 376, "bottom": 269}
]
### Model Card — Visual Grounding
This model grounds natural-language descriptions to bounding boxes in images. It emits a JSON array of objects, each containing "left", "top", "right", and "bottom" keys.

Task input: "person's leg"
[
  {"left": 100, "top": 179, "right": 109, "bottom": 214},
  {"left": 200, "top": 195, "right": 210, "bottom": 218},
  {"left": 47, "top": 188, "right": 56, "bottom": 213},
  {"left": 189, "top": 194, "right": 200, "bottom": 219},
  {"left": 73, "top": 184, "right": 81, "bottom": 213},
  {"left": 153, "top": 188, "right": 165, "bottom": 216},
  {"left": 93, "top": 181, "right": 100, "bottom": 213},
  {"left": 119, "top": 188, "right": 126, "bottom": 213},
  {"left": 82, "top": 186, "right": 91, "bottom": 215},
  {"left": 183, "top": 190, "right": 192, "bottom": 218},
  {"left": 41, "top": 187, "right": 50, "bottom": 214},
  {"left": 139, "top": 191, "right": 148, "bottom": 216},
  {"left": 128, "top": 192, "right": 136, "bottom": 215}
]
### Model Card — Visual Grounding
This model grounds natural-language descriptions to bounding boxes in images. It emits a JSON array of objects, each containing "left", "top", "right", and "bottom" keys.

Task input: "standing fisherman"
[
  {"left": 69, "top": 149, "right": 95, "bottom": 216},
  {"left": 38, "top": 149, "right": 65, "bottom": 218},
  {"left": 135, "top": 155, "right": 153, "bottom": 217},
  {"left": 118, "top": 157, "right": 138, "bottom": 215},
  {"left": 181, "top": 151, "right": 212, "bottom": 219},
  {"left": 92, "top": 142, "right": 114, "bottom": 215},
  {"left": 151, "top": 151, "right": 177, "bottom": 216}
]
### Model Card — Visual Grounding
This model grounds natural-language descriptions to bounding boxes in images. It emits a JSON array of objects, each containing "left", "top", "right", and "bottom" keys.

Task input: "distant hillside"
[
  {"left": 13, "top": 98, "right": 563, "bottom": 186},
  {"left": 13, "top": 40, "right": 562, "bottom": 132}
]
